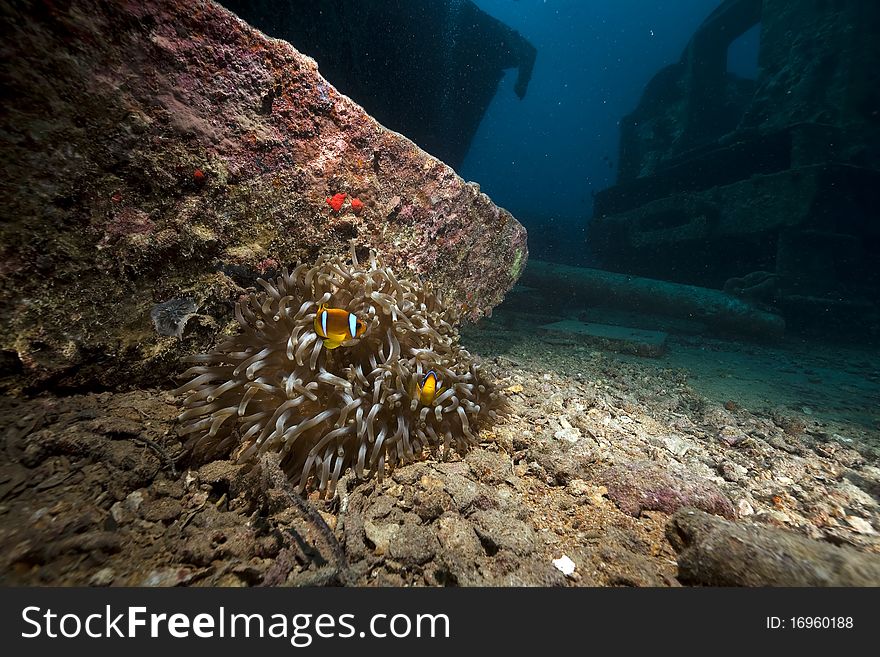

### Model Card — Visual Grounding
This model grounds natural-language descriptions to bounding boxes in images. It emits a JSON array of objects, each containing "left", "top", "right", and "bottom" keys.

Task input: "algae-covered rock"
[
  {"left": 600, "top": 460, "right": 736, "bottom": 520},
  {"left": 0, "top": 0, "right": 527, "bottom": 391},
  {"left": 667, "top": 508, "right": 880, "bottom": 586}
]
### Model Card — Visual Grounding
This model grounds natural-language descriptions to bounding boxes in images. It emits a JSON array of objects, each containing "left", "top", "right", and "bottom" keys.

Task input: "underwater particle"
[
  {"left": 193, "top": 168, "right": 206, "bottom": 184},
  {"left": 174, "top": 242, "right": 507, "bottom": 498},
  {"left": 150, "top": 297, "right": 200, "bottom": 339},
  {"left": 350, "top": 197, "right": 364, "bottom": 214},
  {"left": 326, "top": 192, "right": 346, "bottom": 212}
]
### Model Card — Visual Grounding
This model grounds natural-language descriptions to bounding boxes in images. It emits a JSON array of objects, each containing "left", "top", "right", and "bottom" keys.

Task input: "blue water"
[{"left": 460, "top": 0, "right": 757, "bottom": 265}]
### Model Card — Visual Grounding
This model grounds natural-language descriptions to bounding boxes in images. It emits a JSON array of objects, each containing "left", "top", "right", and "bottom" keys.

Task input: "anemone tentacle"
[{"left": 174, "top": 244, "right": 507, "bottom": 498}]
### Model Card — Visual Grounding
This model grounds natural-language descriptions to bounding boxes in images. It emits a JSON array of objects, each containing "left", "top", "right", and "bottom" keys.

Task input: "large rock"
[
  {"left": 667, "top": 508, "right": 880, "bottom": 586},
  {"left": 0, "top": 0, "right": 527, "bottom": 391},
  {"left": 600, "top": 460, "right": 736, "bottom": 520}
]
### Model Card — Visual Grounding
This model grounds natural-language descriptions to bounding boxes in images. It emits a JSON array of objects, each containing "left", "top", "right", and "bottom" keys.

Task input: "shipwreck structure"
[
  {"left": 220, "top": 0, "right": 537, "bottom": 170},
  {"left": 590, "top": 0, "right": 880, "bottom": 335}
]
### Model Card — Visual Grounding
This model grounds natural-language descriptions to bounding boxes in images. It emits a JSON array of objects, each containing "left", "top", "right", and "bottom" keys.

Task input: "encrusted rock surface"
[
  {"left": 600, "top": 460, "right": 736, "bottom": 520},
  {"left": 0, "top": 0, "right": 527, "bottom": 391},
  {"left": 667, "top": 508, "right": 880, "bottom": 586}
]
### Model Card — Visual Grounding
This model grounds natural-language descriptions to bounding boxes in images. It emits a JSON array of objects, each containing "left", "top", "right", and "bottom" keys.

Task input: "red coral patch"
[{"left": 326, "top": 192, "right": 346, "bottom": 212}]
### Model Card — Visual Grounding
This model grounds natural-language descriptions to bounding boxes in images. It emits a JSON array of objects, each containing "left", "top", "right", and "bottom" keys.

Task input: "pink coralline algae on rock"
[
  {"left": 0, "top": 0, "right": 527, "bottom": 390},
  {"left": 600, "top": 460, "right": 736, "bottom": 520}
]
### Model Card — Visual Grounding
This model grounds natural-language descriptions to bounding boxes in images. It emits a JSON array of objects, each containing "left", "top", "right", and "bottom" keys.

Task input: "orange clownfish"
[
  {"left": 415, "top": 370, "right": 442, "bottom": 406},
  {"left": 314, "top": 303, "right": 366, "bottom": 349}
]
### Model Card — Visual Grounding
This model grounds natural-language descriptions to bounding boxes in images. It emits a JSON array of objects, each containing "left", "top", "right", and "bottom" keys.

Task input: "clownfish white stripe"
[
  {"left": 320, "top": 309, "right": 328, "bottom": 337},
  {"left": 348, "top": 312, "right": 357, "bottom": 338}
]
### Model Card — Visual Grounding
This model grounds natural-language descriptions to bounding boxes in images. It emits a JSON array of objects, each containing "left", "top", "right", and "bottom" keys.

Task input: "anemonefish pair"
[
  {"left": 312, "top": 303, "right": 442, "bottom": 404},
  {"left": 314, "top": 303, "right": 367, "bottom": 349}
]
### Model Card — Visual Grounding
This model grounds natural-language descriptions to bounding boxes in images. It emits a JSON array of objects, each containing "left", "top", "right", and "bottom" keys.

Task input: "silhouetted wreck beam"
[
  {"left": 521, "top": 260, "right": 785, "bottom": 341},
  {"left": 218, "top": 0, "right": 537, "bottom": 170},
  {"left": 679, "top": 0, "right": 762, "bottom": 150}
]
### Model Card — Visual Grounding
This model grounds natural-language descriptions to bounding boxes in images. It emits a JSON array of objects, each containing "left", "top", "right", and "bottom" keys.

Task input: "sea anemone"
[{"left": 174, "top": 243, "right": 505, "bottom": 497}]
